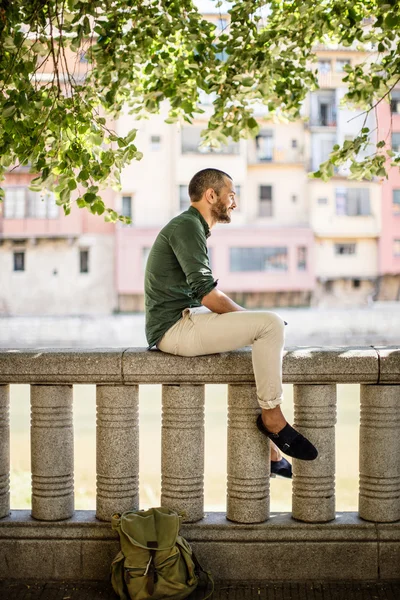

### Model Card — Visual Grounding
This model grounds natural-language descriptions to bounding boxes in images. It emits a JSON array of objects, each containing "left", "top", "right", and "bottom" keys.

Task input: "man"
[{"left": 145, "top": 168, "right": 317, "bottom": 475}]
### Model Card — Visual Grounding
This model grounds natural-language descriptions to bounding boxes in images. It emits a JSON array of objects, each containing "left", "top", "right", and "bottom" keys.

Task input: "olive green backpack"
[{"left": 111, "top": 507, "right": 213, "bottom": 600}]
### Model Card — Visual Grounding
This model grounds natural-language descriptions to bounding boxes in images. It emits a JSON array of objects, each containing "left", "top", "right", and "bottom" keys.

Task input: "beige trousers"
[{"left": 157, "top": 307, "right": 285, "bottom": 409}]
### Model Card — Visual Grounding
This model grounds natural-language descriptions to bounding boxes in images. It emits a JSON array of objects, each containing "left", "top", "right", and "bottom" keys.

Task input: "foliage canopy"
[{"left": 1, "top": 0, "right": 400, "bottom": 221}]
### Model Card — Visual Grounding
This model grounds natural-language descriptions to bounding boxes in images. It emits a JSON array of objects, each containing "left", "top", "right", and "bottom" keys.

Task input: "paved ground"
[{"left": 1, "top": 581, "right": 400, "bottom": 600}]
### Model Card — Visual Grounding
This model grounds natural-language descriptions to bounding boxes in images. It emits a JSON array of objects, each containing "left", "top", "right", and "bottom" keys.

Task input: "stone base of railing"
[{"left": 0, "top": 511, "right": 399, "bottom": 582}]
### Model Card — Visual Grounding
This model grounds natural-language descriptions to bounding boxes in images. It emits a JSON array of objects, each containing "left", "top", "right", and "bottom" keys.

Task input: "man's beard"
[{"left": 211, "top": 198, "right": 231, "bottom": 223}]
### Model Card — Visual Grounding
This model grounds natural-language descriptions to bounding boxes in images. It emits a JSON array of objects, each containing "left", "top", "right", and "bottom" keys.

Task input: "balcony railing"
[{"left": 0, "top": 347, "right": 399, "bottom": 582}]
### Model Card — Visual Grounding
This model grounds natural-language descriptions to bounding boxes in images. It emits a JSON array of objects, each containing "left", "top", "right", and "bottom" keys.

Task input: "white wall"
[
  {"left": 315, "top": 237, "right": 378, "bottom": 278},
  {"left": 0, "top": 235, "right": 116, "bottom": 315}
]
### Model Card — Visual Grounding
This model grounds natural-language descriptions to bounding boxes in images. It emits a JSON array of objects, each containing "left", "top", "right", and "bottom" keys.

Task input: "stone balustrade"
[{"left": 0, "top": 346, "right": 399, "bottom": 582}]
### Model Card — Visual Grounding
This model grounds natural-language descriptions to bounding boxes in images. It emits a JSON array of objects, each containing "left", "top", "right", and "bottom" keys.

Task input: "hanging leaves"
[{"left": 1, "top": 0, "right": 400, "bottom": 221}]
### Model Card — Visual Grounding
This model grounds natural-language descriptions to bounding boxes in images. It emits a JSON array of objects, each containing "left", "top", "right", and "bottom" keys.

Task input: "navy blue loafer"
[
  {"left": 257, "top": 415, "right": 318, "bottom": 461},
  {"left": 270, "top": 457, "right": 292, "bottom": 479}
]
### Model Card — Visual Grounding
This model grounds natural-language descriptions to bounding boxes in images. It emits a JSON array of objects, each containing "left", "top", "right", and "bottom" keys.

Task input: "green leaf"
[
  {"left": 247, "top": 117, "right": 258, "bottom": 130},
  {"left": 125, "top": 128, "right": 137, "bottom": 144},
  {"left": 3, "top": 104, "right": 16, "bottom": 118},
  {"left": 83, "top": 192, "right": 97, "bottom": 203}
]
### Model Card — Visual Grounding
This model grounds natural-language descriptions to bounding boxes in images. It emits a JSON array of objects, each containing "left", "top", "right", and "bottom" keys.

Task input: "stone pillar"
[
  {"left": 31, "top": 385, "right": 74, "bottom": 521},
  {"left": 359, "top": 385, "right": 400, "bottom": 522},
  {"left": 227, "top": 384, "right": 270, "bottom": 524},
  {"left": 161, "top": 385, "right": 204, "bottom": 522},
  {"left": 0, "top": 385, "right": 10, "bottom": 518},
  {"left": 292, "top": 384, "right": 336, "bottom": 523},
  {"left": 96, "top": 385, "right": 139, "bottom": 521}
]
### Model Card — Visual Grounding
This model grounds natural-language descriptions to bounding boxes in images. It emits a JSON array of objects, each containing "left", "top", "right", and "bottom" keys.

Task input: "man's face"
[{"left": 210, "top": 178, "right": 237, "bottom": 223}]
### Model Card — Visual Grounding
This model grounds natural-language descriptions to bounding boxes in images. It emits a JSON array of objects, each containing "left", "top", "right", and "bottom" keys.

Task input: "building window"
[
  {"left": 142, "top": 247, "right": 151, "bottom": 270},
  {"left": 80, "top": 249, "right": 89, "bottom": 273},
  {"left": 336, "top": 59, "right": 350, "bottom": 72},
  {"left": 317, "top": 60, "right": 331, "bottom": 74},
  {"left": 392, "top": 132, "right": 400, "bottom": 154},
  {"left": 291, "top": 139, "right": 298, "bottom": 148},
  {"left": 291, "top": 194, "right": 297, "bottom": 203},
  {"left": 335, "top": 188, "right": 371, "bottom": 216},
  {"left": 255, "top": 131, "right": 273, "bottom": 161},
  {"left": 393, "top": 190, "right": 400, "bottom": 214},
  {"left": 230, "top": 247, "right": 288, "bottom": 272},
  {"left": 4, "top": 187, "right": 58, "bottom": 219},
  {"left": 311, "top": 91, "right": 336, "bottom": 127},
  {"left": 390, "top": 90, "right": 400, "bottom": 114},
  {"left": 13, "top": 251, "right": 25, "bottom": 272},
  {"left": 150, "top": 135, "right": 161, "bottom": 151},
  {"left": 319, "top": 101, "right": 335, "bottom": 126},
  {"left": 179, "top": 185, "right": 190, "bottom": 212},
  {"left": 352, "top": 279, "right": 361, "bottom": 288},
  {"left": 181, "top": 127, "right": 240, "bottom": 155},
  {"left": 297, "top": 247, "right": 307, "bottom": 271},
  {"left": 334, "top": 243, "right": 356, "bottom": 255},
  {"left": 394, "top": 239, "right": 400, "bottom": 256},
  {"left": 121, "top": 195, "right": 132, "bottom": 221},
  {"left": 259, "top": 185, "right": 273, "bottom": 217},
  {"left": 217, "top": 17, "right": 228, "bottom": 32},
  {"left": 318, "top": 197, "right": 328, "bottom": 205},
  {"left": 4, "top": 187, "right": 26, "bottom": 218}
]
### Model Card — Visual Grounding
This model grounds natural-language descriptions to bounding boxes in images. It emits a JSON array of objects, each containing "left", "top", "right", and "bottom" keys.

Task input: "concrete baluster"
[
  {"left": 359, "top": 385, "right": 400, "bottom": 522},
  {"left": 227, "top": 384, "right": 270, "bottom": 523},
  {"left": 161, "top": 384, "right": 204, "bottom": 522},
  {"left": 96, "top": 385, "right": 139, "bottom": 521},
  {"left": 292, "top": 384, "right": 336, "bottom": 523},
  {"left": 0, "top": 385, "right": 10, "bottom": 518},
  {"left": 31, "top": 385, "right": 74, "bottom": 520}
]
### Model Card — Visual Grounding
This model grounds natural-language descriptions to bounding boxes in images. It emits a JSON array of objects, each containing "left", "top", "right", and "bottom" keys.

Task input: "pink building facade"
[
  {"left": 377, "top": 96, "right": 400, "bottom": 279},
  {"left": 116, "top": 224, "right": 315, "bottom": 311}
]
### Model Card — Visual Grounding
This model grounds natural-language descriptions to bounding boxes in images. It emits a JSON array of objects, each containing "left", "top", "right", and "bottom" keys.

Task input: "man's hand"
[{"left": 201, "top": 288, "right": 246, "bottom": 314}]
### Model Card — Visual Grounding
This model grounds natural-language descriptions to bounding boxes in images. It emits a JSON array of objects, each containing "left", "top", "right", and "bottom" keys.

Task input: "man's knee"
[{"left": 261, "top": 311, "right": 285, "bottom": 338}]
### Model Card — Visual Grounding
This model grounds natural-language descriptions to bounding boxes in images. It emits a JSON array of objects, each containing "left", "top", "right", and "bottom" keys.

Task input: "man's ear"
[{"left": 204, "top": 188, "right": 215, "bottom": 204}]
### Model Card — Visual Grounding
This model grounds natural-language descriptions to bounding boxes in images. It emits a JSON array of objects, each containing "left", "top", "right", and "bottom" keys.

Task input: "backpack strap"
[
  {"left": 145, "top": 549, "right": 158, "bottom": 596},
  {"left": 191, "top": 550, "right": 214, "bottom": 600}
]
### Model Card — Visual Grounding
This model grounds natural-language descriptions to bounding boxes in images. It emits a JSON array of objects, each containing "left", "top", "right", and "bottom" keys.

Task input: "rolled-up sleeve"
[{"left": 169, "top": 220, "right": 218, "bottom": 301}]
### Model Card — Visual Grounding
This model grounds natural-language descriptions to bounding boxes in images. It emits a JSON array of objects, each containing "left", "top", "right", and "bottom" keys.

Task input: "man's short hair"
[{"left": 188, "top": 168, "right": 232, "bottom": 203}]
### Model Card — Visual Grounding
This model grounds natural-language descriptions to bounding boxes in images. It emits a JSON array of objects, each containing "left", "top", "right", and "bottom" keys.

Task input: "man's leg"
[
  {"left": 158, "top": 309, "right": 317, "bottom": 461},
  {"left": 159, "top": 309, "right": 285, "bottom": 409}
]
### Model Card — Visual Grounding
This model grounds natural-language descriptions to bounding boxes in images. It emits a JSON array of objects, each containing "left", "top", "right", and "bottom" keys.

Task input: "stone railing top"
[{"left": 0, "top": 346, "right": 399, "bottom": 385}]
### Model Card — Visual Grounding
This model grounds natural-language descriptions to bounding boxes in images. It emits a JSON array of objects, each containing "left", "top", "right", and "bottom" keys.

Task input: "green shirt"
[{"left": 144, "top": 206, "right": 218, "bottom": 348}]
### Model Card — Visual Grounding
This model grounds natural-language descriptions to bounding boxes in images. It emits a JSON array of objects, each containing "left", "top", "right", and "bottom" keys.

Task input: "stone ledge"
[
  {"left": 0, "top": 348, "right": 124, "bottom": 384},
  {"left": 0, "top": 346, "right": 390, "bottom": 384},
  {"left": 376, "top": 346, "right": 400, "bottom": 383},
  {"left": 123, "top": 346, "right": 380, "bottom": 384},
  {"left": 0, "top": 511, "right": 399, "bottom": 582},
  {"left": 0, "top": 510, "right": 385, "bottom": 542}
]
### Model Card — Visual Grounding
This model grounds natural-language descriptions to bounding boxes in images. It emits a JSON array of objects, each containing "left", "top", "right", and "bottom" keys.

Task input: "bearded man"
[{"left": 144, "top": 168, "right": 317, "bottom": 476}]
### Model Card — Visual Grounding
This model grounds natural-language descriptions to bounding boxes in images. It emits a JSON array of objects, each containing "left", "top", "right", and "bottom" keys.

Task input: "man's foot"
[
  {"left": 270, "top": 440, "right": 282, "bottom": 462},
  {"left": 257, "top": 414, "right": 318, "bottom": 461},
  {"left": 270, "top": 457, "right": 292, "bottom": 479},
  {"left": 261, "top": 405, "right": 286, "bottom": 434}
]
